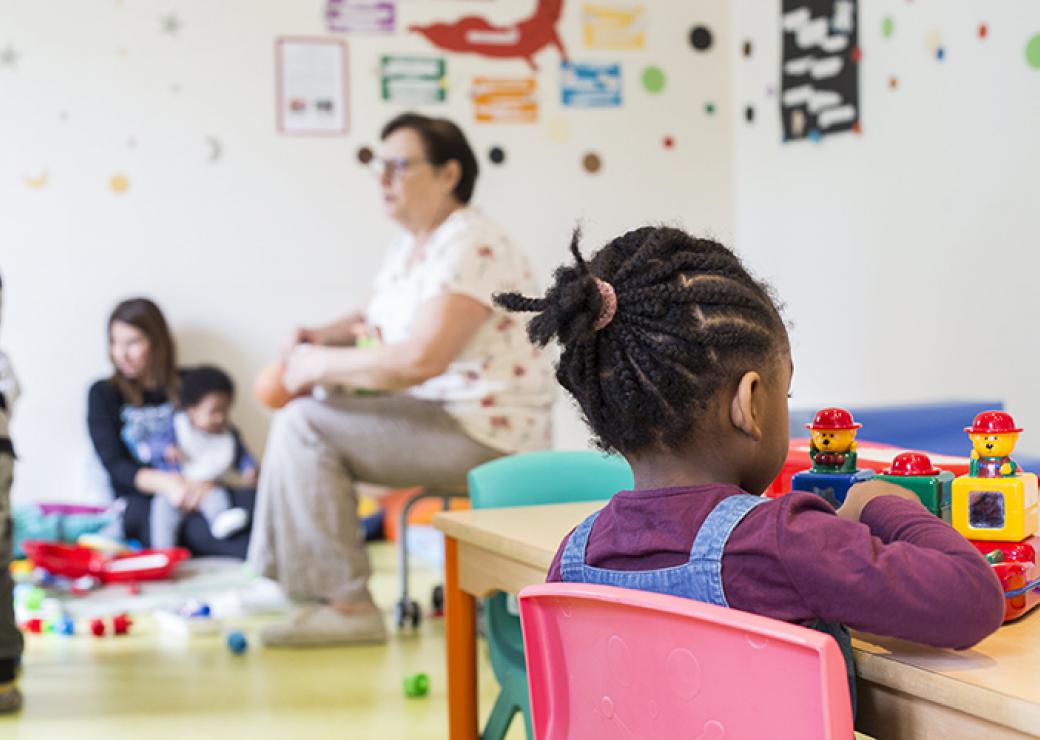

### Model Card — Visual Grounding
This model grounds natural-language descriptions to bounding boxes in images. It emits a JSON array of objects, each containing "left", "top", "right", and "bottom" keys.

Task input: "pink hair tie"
[{"left": 592, "top": 277, "right": 617, "bottom": 331}]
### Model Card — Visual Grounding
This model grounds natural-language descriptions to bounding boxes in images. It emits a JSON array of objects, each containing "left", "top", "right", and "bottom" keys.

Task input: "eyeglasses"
[{"left": 369, "top": 157, "right": 430, "bottom": 180}]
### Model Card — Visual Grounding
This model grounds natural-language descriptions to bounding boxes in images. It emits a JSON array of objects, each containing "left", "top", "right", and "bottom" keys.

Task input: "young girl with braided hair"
[{"left": 495, "top": 226, "right": 1004, "bottom": 709}]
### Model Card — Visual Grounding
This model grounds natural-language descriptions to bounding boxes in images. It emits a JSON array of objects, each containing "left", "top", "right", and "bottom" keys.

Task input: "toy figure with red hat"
[
  {"left": 806, "top": 407, "right": 861, "bottom": 474},
  {"left": 791, "top": 408, "right": 874, "bottom": 507},
  {"left": 951, "top": 410, "right": 1040, "bottom": 621},
  {"left": 965, "top": 411, "right": 1022, "bottom": 478}
]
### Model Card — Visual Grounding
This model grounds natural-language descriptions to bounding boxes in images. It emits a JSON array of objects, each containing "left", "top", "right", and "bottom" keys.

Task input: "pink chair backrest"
[{"left": 518, "top": 583, "right": 853, "bottom": 740}]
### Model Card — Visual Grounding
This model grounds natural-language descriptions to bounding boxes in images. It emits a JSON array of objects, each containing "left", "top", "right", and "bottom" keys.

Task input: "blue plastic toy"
[{"left": 226, "top": 631, "right": 248, "bottom": 654}]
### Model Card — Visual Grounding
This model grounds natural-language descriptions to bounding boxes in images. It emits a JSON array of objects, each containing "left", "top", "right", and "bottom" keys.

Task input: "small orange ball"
[{"left": 254, "top": 362, "right": 295, "bottom": 409}]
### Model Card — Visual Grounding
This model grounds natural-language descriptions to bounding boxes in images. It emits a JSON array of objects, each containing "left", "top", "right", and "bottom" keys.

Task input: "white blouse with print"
[{"left": 366, "top": 207, "right": 555, "bottom": 454}]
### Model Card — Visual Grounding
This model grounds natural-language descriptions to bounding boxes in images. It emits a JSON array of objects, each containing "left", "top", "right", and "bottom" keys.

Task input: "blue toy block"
[{"left": 791, "top": 469, "right": 875, "bottom": 508}]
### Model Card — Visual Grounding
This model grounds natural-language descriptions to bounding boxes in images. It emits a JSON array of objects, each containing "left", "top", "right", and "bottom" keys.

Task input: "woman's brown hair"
[{"left": 107, "top": 298, "right": 178, "bottom": 406}]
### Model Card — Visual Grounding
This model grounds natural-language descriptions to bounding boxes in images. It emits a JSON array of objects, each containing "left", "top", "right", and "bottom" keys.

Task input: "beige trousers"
[{"left": 247, "top": 393, "right": 502, "bottom": 605}]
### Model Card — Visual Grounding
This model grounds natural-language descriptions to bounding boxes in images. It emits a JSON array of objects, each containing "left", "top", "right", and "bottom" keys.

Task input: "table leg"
[{"left": 445, "top": 536, "right": 478, "bottom": 740}]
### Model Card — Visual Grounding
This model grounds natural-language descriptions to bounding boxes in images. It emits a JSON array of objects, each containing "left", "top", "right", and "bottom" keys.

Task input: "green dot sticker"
[
  {"left": 1027, "top": 33, "right": 1040, "bottom": 69},
  {"left": 705, "top": 102, "right": 716, "bottom": 115},
  {"left": 642, "top": 66, "right": 666, "bottom": 94},
  {"left": 881, "top": 16, "right": 894, "bottom": 38}
]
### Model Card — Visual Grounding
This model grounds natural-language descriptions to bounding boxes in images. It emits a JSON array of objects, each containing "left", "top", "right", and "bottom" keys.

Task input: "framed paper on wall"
[{"left": 275, "top": 37, "right": 349, "bottom": 136}]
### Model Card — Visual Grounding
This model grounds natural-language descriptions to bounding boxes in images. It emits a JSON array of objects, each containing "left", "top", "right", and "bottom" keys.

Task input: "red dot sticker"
[{"left": 663, "top": 136, "right": 674, "bottom": 149}]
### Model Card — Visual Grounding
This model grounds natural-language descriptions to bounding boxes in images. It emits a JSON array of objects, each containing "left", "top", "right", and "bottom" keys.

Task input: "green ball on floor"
[{"left": 403, "top": 672, "right": 429, "bottom": 698}]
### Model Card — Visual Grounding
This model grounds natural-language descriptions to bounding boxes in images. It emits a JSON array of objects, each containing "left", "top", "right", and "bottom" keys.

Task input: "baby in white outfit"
[{"left": 149, "top": 365, "right": 257, "bottom": 549}]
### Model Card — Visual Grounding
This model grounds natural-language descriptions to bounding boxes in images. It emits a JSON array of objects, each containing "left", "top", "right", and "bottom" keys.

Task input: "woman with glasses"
[{"left": 248, "top": 113, "right": 554, "bottom": 646}]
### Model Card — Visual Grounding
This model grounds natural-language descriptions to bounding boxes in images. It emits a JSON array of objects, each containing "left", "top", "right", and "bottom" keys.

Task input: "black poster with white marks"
[{"left": 781, "top": 0, "right": 860, "bottom": 141}]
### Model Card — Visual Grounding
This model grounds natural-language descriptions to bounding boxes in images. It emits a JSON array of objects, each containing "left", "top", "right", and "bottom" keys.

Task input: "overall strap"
[
  {"left": 559, "top": 510, "right": 602, "bottom": 581},
  {"left": 689, "top": 494, "right": 768, "bottom": 563}
]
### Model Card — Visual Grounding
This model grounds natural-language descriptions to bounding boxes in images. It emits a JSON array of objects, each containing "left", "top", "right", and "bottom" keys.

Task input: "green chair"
[{"left": 468, "top": 450, "right": 634, "bottom": 740}]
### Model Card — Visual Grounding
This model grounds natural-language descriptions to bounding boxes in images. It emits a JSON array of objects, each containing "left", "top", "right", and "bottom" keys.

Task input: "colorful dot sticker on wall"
[
  {"left": 662, "top": 136, "right": 674, "bottom": 149},
  {"left": 356, "top": 146, "right": 373, "bottom": 165},
  {"left": 882, "top": 17, "right": 894, "bottom": 38},
  {"left": 704, "top": 102, "right": 716, "bottom": 115},
  {"left": 978, "top": 23, "right": 988, "bottom": 40},
  {"left": 689, "top": 25, "right": 713, "bottom": 51},
  {"left": 745, "top": 105, "right": 755, "bottom": 122},
  {"left": 1027, "top": 33, "right": 1040, "bottom": 69},
  {"left": 582, "top": 152, "right": 602, "bottom": 173},
  {"left": 641, "top": 66, "right": 666, "bottom": 94},
  {"left": 23, "top": 170, "right": 48, "bottom": 189},
  {"left": 742, "top": 40, "right": 753, "bottom": 57},
  {"left": 936, "top": 46, "right": 946, "bottom": 61},
  {"left": 488, "top": 146, "right": 506, "bottom": 165},
  {"left": 109, "top": 174, "right": 130, "bottom": 193},
  {"left": 889, "top": 76, "right": 898, "bottom": 89}
]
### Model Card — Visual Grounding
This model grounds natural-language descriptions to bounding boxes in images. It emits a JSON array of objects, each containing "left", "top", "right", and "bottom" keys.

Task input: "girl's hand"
[
  {"left": 282, "top": 344, "right": 328, "bottom": 393},
  {"left": 241, "top": 467, "right": 259, "bottom": 487},
  {"left": 836, "top": 479, "right": 923, "bottom": 523}
]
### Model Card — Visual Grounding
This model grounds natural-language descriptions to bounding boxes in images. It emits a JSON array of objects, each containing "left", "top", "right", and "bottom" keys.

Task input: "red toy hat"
[
  {"left": 806, "top": 407, "right": 862, "bottom": 431},
  {"left": 883, "top": 452, "right": 940, "bottom": 477},
  {"left": 964, "top": 411, "right": 1022, "bottom": 435}
]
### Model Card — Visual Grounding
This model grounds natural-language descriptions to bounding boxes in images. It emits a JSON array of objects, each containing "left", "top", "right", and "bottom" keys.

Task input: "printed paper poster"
[
  {"left": 472, "top": 77, "right": 538, "bottom": 123},
  {"left": 780, "top": 0, "right": 860, "bottom": 141},
  {"left": 276, "top": 38, "right": 349, "bottom": 135},
  {"left": 582, "top": 4, "right": 646, "bottom": 50},
  {"left": 381, "top": 56, "right": 446, "bottom": 104},
  {"left": 561, "top": 62, "right": 622, "bottom": 107},
  {"left": 327, "top": 0, "right": 394, "bottom": 33}
]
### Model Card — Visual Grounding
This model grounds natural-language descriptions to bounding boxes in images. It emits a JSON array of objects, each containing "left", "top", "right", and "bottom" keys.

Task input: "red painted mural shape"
[{"left": 410, "top": 0, "right": 567, "bottom": 71}]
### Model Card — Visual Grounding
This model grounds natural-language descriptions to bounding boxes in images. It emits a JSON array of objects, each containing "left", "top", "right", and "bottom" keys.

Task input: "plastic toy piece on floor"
[
  {"left": 21, "top": 541, "right": 190, "bottom": 583},
  {"left": 226, "top": 631, "right": 248, "bottom": 654},
  {"left": 403, "top": 672, "right": 429, "bottom": 698},
  {"left": 112, "top": 614, "right": 132, "bottom": 636},
  {"left": 90, "top": 618, "right": 106, "bottom": 637}
]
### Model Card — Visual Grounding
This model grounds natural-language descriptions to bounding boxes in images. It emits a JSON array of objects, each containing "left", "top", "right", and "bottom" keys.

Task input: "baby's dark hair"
[
  {"left": 494, "top": 226, "right": 787, "bottom": 454},
  {"left": 181, "top": 365, "right": 234, "bottom": 408}
]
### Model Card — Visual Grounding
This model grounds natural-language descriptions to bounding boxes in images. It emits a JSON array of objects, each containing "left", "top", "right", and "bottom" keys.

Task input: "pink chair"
[{"left": 518, "top": 583, "right": 853, "bottom": 740}]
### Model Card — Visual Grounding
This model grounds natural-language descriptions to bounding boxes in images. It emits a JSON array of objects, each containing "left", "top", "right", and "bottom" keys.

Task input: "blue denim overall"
[{"left": 560, "top": 493, "right": 856, "bottom": 714}]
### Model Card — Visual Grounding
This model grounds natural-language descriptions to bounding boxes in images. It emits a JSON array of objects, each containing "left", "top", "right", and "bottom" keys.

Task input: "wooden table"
[{"left": 434, "top": 502, "right": 1040, "bottom": 740}]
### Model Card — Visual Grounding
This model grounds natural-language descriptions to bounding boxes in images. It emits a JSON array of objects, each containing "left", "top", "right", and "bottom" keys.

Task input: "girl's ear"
[{"left": 730, "top": 370, "right": 764, "bottom": 441}]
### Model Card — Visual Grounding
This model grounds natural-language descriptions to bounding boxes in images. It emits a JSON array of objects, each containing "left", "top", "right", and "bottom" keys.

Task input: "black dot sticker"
[
  {"left": 745, "top": 105, "right": 755, "bottom": 123},
  {"left": 357, "top": 146, "right": 373, "bottom": 165},
  {"left": 743, "top": 40, "right": 753, "bottom": 57},
  {"left": 690, "top": 25, "right": 713, "bottom": 51},
  {"left": 488, "top": 146, "right": 506, "bottom": 165}
]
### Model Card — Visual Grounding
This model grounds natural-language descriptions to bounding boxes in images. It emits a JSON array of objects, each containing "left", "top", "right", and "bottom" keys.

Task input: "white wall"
[
  {"left": 733, "top": 1, "right": 1040, "bottom": 454},
  {"left": 1, "top": 0, "right": 734, "bottom": 503}
]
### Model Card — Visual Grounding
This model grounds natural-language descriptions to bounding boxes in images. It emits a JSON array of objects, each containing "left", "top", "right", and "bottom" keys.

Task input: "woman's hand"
[
  {"left": 285, "top": 326, "right": 323, "bottom": 354},
  {"left": 155, "top": 472, "right": 190, "bottom": 508},
  {"left": 282, "top": 344, "right": 330, "bottom": 393}
]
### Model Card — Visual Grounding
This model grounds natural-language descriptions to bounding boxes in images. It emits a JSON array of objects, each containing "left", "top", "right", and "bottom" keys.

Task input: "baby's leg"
[
  {"left": 201, "top": 487, "right": 249, "bottom": 540},
  {"left": 150, "top": 495, "right": 183, "bottom": 550}
]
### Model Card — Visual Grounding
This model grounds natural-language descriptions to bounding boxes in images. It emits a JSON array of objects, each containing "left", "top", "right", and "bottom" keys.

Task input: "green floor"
[{"left": 0, "top": 542, "right": 525, "bottom": 740}]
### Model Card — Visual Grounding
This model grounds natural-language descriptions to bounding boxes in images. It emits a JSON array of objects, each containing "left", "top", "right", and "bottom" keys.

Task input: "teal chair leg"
[{"left": 482, "top": 690, "right": 519, "bottom": 740}]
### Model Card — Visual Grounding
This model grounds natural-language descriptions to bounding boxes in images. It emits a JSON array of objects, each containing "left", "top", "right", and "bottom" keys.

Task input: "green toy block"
[{"left": 875, "top": 471, "right": 954, "bottom": 521}]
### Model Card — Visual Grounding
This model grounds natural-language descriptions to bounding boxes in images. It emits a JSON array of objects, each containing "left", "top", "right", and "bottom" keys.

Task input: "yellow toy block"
[{"left": 951, "top": 472, "right": 1039, "bottom": 542}]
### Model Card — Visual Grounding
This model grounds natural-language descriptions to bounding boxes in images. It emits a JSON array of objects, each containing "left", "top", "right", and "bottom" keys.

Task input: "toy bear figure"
[
  {"left": 807, "top": 407, "right": 861, "bottom": 474},
  {"left": 965, "top": 411, "right": 1021, "bottom": 478}
]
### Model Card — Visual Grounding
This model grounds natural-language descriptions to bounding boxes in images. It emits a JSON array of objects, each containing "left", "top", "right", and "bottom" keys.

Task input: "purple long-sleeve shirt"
[{"left": 547, "top": 484, "right": 1005, "bottom": 649}]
